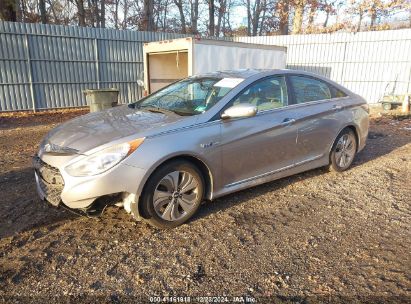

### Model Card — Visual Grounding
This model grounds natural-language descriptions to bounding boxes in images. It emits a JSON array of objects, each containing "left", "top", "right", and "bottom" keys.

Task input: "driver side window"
[{"left": 231, "top": 76, "right": 288, "bottom": 112}]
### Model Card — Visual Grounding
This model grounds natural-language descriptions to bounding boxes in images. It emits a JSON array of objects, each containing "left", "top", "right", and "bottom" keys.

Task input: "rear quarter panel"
[
  {"left": 324, "top": 95, "right": 369, "bottom": 153},
  {"left": 342, "top": 95, "right": 369, "bottom": 152}
]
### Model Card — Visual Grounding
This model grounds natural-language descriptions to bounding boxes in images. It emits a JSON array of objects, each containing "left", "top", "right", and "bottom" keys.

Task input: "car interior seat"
[{"left": 303, "top": 84, "right": 322, "bottom": 102}]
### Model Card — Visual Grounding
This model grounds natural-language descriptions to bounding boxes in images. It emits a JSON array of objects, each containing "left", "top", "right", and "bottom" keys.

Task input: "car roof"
[
  {"left": 190, "top": 69, "right": 261, "bottom": 79},
  {"left": 192, "top": 69, "right": 323, "bottom": 80}
]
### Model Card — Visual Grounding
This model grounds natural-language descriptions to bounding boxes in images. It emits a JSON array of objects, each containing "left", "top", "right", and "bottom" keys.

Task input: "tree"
[
  {"left": 215, "top": 0, "right": 227, "bottom": 36},
  {"left": 231, "top": 24, "right": 248, "bottom": 35},
  {"left": 100, "top": 0, "right": 105, "bottom": 27},
  {"left": 39, "top": 0, "right": 47, "bottom": 23},
  {"left": 208, "top": 0, "right": 215, "bottom": 36},
  {"left": 277, "top": 0, "right": 289, "bottom": 34},
  {"left": 303, "top": 0, "right": 341, "bottom": 33},
  {"left": 0, "top": 0, "right": 17, "bottom": 21},
  {"left": 368, "top": 0, "right": 407, "bottom": 30},
  {"left": 153, "top": 0, "right": 169, "bottom": 30},
  {"left": 86, "top": 0, "right": 97, "bottom": 27},
  {"left": 142, "top": 0, "right": 154, "bottom": 30},
  {"left": 222, "top": 0, "right": 236, "bottom": 36},
  {"left": 408, "top": 0, "right": 411, "bottom": 27},
  {"left": 121, "top": 0, "right": 131, "bottom": 29},
  {"left": 190, "top": 0, "right": 199, "bottom": 34},
  {"left": 6, "top": 0, "right": 410, "bottom": 35},
  {"left": 307, "top": 0, "right": 318, "bottom": 27},
  {"left": 345, "top": 0, "right": 368, "bottom": 32},
  {"left": 292, "top": 0, "right": 306, "bottom": 34},
  {"left": 71, "top": 0, "right": 86, "bottom": 26},
  {"left": 391, "top": 0, "right": 411, "bottom": 28},
  {"left": 321, "top": 0, "right": 339, "bottom": 28},
  {"left": 173, "top": 0, "right": 186, "bottom": 33},
  {"left": 344, "top": 0, "right": 391, "bottom": 32},
  {"left": 111, "top": 0, "right": 119, "bottom": 28},
  {"left": 366, "top": 0, "right": 390, "bottom": 29},
  {"left": 243, "top": 0, "right": 266, "bottom": 36},
  {"left": 46, "top": 0, "right": 71, "bottom": 24}
]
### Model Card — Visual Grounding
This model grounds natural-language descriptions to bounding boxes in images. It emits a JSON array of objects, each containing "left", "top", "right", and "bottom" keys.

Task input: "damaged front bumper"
[
  {"left": 33, "top": 155, "right": 145, "bottom": 220},
  {"left": 33, "top": 156, "right": 64, "bottom": 206}
]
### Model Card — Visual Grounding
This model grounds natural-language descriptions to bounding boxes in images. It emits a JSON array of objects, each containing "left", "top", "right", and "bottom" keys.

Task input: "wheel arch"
[
  {"left": 329, "top": 124, "right": 360, "bottom": 156},
  {"left": 160, "top": 155, "right": 214, "bottom": 200},
  {"left": 135, "top": 154, "right": 214, "bottom": 218}
]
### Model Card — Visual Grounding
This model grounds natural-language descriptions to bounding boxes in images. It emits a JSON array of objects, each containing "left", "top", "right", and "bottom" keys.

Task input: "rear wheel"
[
  {"left": 328, "top": 129, "right": 357, "bottom": 172},
  {"left": 140, "top": 161, "right": 204, "bottom": 229},
  {"left": 382, "top": 102, "right": 392, "bottom": 111}
]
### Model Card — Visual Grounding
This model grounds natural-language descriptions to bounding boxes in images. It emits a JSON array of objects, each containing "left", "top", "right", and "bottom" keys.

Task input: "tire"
[
  {"left": 140, "top": 160, "right": 205, "bottom": 229},
  {"left": 382, "top": 103, "right": 392, "bottom": 111},
  {"left": 328, "top": 129, "right": 357, "bottom": 172}
]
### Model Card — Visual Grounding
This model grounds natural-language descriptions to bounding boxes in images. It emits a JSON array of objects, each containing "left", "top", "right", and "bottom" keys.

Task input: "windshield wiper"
[
  {"left": 146, "top": 107, "right": 169, "bottom": 114},
  {"left": 130, "top": 103, "right": 194, "bottom": 116},
  {"left": 136, "top": 105, "right": 185, "bottom": 116}
]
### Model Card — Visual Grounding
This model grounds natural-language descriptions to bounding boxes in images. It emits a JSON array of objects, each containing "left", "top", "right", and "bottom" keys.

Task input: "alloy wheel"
[
  {"left": 153, "top": 171, "right": 200, "bottom": 221},
  {"left": 334, "top": 133, "right": 356, "bottom": 169}
]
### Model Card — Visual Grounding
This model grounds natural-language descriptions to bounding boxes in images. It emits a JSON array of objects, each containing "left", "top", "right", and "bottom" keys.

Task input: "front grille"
[{"left": 33, "top": 156, "right": 64, "bottom": 206}]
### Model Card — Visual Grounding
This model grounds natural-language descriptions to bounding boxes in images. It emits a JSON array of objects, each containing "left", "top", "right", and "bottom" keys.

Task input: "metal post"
[
  {"left": 340, "top": 41, "right": 347, "bottom": 85},
  {"left": 94, "top": 38, "right": 100, "bottom": 89},
  {"left": 24, "top": 34, "right": 36, "bottom": 112},
  {"left": 402, "top": 94, "right": 410, "bottom": 113}
]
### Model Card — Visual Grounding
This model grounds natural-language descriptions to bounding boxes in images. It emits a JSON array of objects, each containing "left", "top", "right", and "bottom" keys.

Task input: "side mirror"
[{"left": 221, "top": 103, "right": 257, "bottom": 120}]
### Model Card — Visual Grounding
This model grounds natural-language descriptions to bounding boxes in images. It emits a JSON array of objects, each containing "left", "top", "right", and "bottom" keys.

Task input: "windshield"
[{"left": 132, "top": 77, "right": 232, "bottom": 116}]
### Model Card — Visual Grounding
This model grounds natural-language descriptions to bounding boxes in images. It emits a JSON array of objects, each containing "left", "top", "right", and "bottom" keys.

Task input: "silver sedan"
[{"left": 34, "top": 69, "right": 369, "bottom": 228}]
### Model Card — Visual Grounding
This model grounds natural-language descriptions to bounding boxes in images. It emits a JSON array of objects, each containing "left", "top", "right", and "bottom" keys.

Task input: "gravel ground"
[{"left": 0, "top": 110, "right": 410, "bottom": 303}]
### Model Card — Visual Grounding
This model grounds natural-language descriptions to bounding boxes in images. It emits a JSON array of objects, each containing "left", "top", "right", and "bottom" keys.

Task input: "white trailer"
[{"left": 143, "top": 37, "right": 287, "bottom": 93}]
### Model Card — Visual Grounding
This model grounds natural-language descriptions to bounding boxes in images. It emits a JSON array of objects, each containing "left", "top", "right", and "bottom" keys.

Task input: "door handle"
[
  {"left": 281, "top": 118, "right": 296, "bottom": 126},
  {"left": 332, "top": 105, "right": 343, "bottom": 111}
]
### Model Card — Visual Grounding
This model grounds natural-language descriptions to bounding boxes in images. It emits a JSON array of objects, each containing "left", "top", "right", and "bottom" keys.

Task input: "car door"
[
  {"left": 219, "top": 75, "right": 299, "bottom": 187},
  {"left": 287, "top": 75, "right": 349, "bottom": 163}
]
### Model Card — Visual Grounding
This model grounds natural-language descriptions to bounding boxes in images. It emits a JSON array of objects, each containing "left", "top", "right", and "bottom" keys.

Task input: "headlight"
[{"left": 65, "top": 138, "right": 144, "bottom": 177}]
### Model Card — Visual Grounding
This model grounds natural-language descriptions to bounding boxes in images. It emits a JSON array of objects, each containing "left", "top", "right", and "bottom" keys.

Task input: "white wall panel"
[{"left": 236, "top": 29, "right": 411, "bottom": 103}]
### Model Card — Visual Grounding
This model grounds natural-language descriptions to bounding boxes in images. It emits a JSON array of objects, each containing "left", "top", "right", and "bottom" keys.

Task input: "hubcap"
[
  {"left": 153, "top": 171, "right": 199, "bottom": 221},
  {"left": 335, "top": 133, "right": 356, "bottom": 168}
]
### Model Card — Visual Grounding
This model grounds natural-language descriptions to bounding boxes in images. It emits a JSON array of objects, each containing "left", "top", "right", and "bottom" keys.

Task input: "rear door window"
[
  {"left": 289, "top": 75, "right": 332, "bottom": 104},
  {"left": 330, "top": 86, "right": 348, "bottom": 98}
]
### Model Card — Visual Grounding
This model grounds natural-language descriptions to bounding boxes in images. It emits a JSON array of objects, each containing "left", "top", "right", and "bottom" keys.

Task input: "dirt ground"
[{"left": 0, "top": 109, "right": 410, "bottom": 303}]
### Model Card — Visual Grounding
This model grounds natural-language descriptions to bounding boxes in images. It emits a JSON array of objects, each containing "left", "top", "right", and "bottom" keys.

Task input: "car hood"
[{"left": 42, "top": 105, "right": 186, "bottom": 154}]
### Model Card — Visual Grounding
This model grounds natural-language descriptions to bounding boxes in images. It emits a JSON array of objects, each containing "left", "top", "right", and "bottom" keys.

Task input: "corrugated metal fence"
[
  {"left": 0, "top": 22, "right": 187, "bottom": 111},
  {"left": 1, "top": 21, "right": 411, "bottom": 111},
  {"left": 235, "top": 29, "right": 411, "bottom": 104}
]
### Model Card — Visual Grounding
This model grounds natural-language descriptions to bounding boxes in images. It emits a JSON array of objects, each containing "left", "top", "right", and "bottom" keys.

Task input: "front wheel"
[
  {"left": 328, "top": 129, "right": 357, "bottom": 172},
  {"left": 140, "top": 161, "right": 204, "bottom": 229}
]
